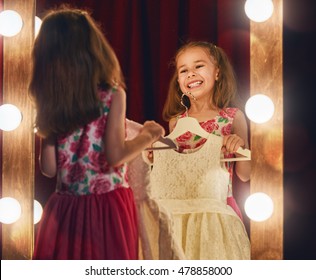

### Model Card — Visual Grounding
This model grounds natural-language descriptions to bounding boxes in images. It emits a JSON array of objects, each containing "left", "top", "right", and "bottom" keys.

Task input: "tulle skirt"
[{"left": 33, "top": 187, "right": 138, "bottom": 260}]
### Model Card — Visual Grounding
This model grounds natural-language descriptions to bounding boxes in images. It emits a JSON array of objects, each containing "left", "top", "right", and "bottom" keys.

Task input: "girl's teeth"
[{"left": 189, "top": 81, "right": 201, "bottom": 88}]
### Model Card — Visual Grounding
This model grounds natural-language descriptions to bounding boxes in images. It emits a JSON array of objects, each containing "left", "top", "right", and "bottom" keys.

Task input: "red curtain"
[{"left": 36, "top": 0, "right": 250, "bottom": 125}]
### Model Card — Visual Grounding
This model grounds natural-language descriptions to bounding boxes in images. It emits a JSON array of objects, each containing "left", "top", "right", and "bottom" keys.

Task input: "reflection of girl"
[
  {"left": 163, "top": 41, "right": 251, "bottom": 220},
  {"left": 146, "top": 41, "right": 251, "bottom": 259},
  {"left": 29, "top": 7, "right": 164, "bottom": 260}
]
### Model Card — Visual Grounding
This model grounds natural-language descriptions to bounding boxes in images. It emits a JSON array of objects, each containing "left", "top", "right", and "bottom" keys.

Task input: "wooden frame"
[
  {"left": 2, "top": 0, "right": 35, "bottom": 259},
  {"left": 250, "top": 0, "right": 283, "bottom": 259}
]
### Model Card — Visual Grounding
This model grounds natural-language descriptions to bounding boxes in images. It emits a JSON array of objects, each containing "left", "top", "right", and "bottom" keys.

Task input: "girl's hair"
[
  {"left": 29, "top": 6, "right": 125, "bottom": 138},
  {"left": 162, "top": 41, "right": 237, "bottom": 121}
]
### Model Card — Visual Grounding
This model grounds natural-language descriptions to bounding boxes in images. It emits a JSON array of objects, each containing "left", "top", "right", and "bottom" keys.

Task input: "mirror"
[{"left": 33, "top": 0, "right": 252, "bottom": 258}]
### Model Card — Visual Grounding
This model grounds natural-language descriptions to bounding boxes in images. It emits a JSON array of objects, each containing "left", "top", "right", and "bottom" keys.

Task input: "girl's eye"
[
  {"left": 179, "top": 69, "right": 187, "bottom": 74},
  {"left": 196, "top": 65, "right": 204, "bottom": 69}
]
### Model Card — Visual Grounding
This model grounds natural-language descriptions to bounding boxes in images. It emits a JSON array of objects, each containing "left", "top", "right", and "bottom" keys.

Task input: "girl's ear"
[{"left": 215, "top": 69, "right": 220, "bottom": 80}]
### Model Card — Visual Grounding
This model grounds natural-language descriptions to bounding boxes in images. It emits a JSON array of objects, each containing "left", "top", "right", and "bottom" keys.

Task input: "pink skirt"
[
  {"left": 227, "top": 196, "right": 243, "bottom": 221},
  {"left": 33, "top": 187, "right": 138, "bottom": 260}
]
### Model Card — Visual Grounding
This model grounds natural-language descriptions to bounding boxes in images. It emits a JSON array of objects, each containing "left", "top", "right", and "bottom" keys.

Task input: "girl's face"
[{"left": 176, "top": 47, "right": 219, "bottom": 100}]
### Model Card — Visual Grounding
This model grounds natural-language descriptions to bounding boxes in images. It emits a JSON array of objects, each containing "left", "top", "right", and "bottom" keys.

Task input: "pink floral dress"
[
  {"left": 56, "top": 89, "right": 129, "bottom": 195},
  {"left": 174, "top": 108, "right": 243, "bottom": 220},
  {"left": 33, "top": 87, "right": 138, "bottom": 260}
]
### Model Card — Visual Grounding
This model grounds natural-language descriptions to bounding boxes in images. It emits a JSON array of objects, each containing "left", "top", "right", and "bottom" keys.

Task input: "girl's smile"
[{"left": 176, "top": 47, "right": 219, "bottom": 100}]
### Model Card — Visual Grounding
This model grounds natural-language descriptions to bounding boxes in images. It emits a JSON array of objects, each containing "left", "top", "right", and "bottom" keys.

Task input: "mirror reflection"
[{"left": 32, "top": 0, "right": 251, "bottom": 260}]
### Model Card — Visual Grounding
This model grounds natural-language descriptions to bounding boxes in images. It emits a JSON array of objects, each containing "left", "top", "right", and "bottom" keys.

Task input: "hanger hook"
[
  {"left": 180, "top": 93, "right": 189, "bottom": 114},
  {"left": 180, "top": 91, "right": 196, "bottom": 115},
  {"left": 187, "top": 91, "right": 196, "bottom": 101}
]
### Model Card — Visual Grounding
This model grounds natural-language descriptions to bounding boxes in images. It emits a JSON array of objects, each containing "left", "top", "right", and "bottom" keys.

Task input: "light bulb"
[
  {"left": 0, "top": 10, "right": 23, "bottom": 37},
  {"left": 244, "top": 192, "right": 274, "bottom": 222},
  {"left": 0, "top": 104, "right": 23, "bottom": 131},
  {"left": 244, "top": 0, "right": 274, "bottom": 22},
  {"left": 35, "top": 16, "right": 42, "bottom": 37},
  {"left": 34, "top": 200, "right": 43, "bottom": 224},
  {"left": 245, "top": 94, "right": 275, "bottom": 124},
  {"left": 0, "top": 197, "right": 22, "bottom": 224}
]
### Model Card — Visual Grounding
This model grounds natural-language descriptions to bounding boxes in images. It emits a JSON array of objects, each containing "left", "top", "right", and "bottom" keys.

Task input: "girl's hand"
[
  {"left": 222, "top": 134, "right": 245, "bottom": 154},
  {"left": 140, "top": 121, "right": 164, "bottom": 165},
  {"left": 143, "top": 150, "right": 154, "bottom": 164},
  {"left": 141, "top": 121, "right": 165, "bottom": 143}
]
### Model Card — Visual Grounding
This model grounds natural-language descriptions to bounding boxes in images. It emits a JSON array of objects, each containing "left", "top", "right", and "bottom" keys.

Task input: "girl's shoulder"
[
  {"left": 98, "top": 85, "right": 126, "bottom": 103},
  {"left": 175, "top": 111, "right": 188, "bottom": 119}
]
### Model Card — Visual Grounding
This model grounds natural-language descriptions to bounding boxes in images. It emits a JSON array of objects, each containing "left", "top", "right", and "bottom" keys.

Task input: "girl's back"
[{"left": 56, "top": 88, "right": 128, "bottom": 195}]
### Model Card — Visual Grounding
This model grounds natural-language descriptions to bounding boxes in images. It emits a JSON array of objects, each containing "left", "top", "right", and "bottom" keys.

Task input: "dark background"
[
  {"left": 282, "top": 0, "right": 316, "bottom": 259},
  {"left": 1, "top": 0, "right": 315, "bottom": 259}
]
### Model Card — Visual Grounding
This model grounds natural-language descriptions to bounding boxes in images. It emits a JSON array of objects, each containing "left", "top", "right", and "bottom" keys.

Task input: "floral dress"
[
  {"left": 33, "top": 87, "right": 138, "bottom": 260},
  {"left": 56, "top": 89, "right": 129, "bottom": 196},
  {"left": 174, "top": 108, "right": 243, "bottom": 220}
]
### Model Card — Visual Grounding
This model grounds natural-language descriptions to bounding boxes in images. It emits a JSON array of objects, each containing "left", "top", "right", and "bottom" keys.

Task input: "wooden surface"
[
  {"left": 2, "top": 0, "right": 35, "bottom": 259},
  {"left": 250, "top": 0, "right": 283, "bottom": 259}
]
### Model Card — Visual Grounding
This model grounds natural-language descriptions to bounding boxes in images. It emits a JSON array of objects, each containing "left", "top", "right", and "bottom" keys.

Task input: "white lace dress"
[{"left": 126, "top": 120, "right": 250, "bottom": 260}]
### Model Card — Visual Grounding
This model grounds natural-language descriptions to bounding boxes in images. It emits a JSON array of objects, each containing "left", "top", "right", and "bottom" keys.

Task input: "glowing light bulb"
[
  {"left": 0, "top": 104, "right": 23, "bottom": 131},
  {"left": 0, "top": 10, "right": 23, "bottom": 37},
  {"left": 245, "top": 94, "right": 275, "bottom": 124},
  {"left": 244, "top": 192, "right": 274, "bottom": 222},
  {"left": 244, "top": 0, "right": 274, "bottom": 22},
  {"left": 0, "top": 197, "right": 22, "bottom": 224},
  {"left": 34, "top": 200, "right": 43, "bottom": 224},
  {"left": 35, "top": 16, "right": 42, "bottom": 37}
]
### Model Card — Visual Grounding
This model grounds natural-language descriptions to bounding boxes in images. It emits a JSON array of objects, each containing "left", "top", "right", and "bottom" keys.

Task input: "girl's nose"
[{"left": 187, "top": 70, "right": 196, "bottom": 78}]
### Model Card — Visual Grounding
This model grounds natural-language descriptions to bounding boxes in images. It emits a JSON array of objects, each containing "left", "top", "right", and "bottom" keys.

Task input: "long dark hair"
[{"left": 29, "top": 6, "right": 125, "bottom": 138}]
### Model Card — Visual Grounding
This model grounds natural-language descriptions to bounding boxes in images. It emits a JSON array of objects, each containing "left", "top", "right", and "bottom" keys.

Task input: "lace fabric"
[
  {"left": 150, "top": 135, "right": 229, "bottom": 201},
  {"left": 126, "top": 120, "right": 250, "bottom": 260},
  {"left": 150, "top": 133, "right": 250, "bottom": 259}
]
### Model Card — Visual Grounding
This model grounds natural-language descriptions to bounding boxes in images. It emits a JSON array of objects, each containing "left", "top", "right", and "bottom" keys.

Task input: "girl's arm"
[
  {"left": 39, "top": 136, "right": 57, "bottom": 178},
  {"left": 223, "top": 110, "right": 251, "bottom": 182},
  {"left": 104, "top": 87, "right": 164, "bottom": 167}
]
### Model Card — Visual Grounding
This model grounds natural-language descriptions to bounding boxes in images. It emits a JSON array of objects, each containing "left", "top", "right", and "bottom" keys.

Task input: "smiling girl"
[{"left": 163, "top": 41, "right": 251, "bottom": 225}]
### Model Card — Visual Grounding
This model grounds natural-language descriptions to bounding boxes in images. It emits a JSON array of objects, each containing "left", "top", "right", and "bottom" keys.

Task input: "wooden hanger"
[
  {"left": 167, "top": 116, "right": 209, "bottom": 139},
  {"left": 220, "top": 147, "right": 251, "bottom": 162},
  {"left": 145, "top": 116, "right": 206, "bottom": 151},
  {"left": 167, "top": 92, "right": 210, "bottom": 139},
  {"left": 145, "top": 136, "right": 178, "bottom": 151}
]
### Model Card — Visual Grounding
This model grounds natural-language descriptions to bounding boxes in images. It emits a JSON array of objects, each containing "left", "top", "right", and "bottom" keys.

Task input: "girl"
[
  {"left": 143, "top": 41, "right": 251, "bottom": 259},
  {"left": 163, "top": 41, "right": 251, "bottom": 219},
  {"left": 29, "top": 7, "right": 164, "bottom": 260}
]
